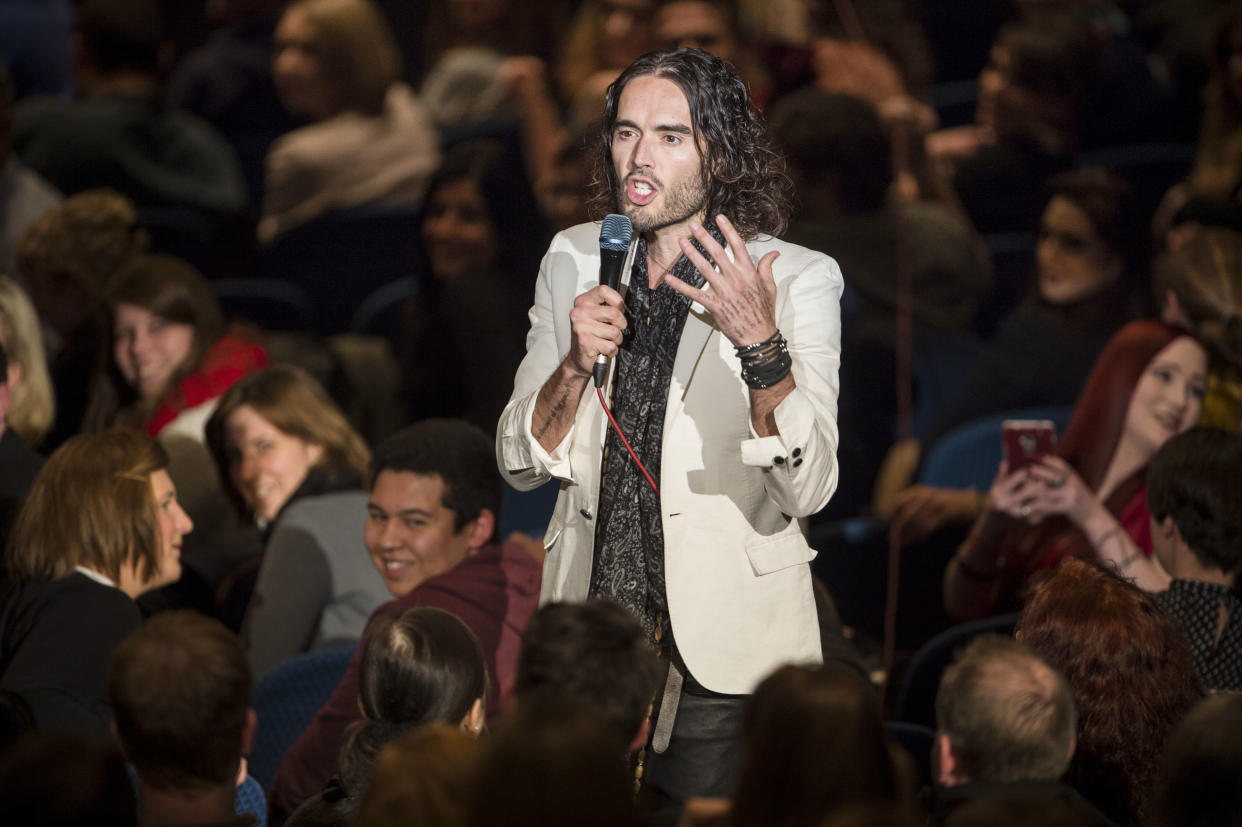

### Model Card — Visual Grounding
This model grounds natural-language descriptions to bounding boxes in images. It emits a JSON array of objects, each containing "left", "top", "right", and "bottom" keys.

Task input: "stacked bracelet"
[{"left": 736, "top": 330, "right": 792, "bottom": 389}]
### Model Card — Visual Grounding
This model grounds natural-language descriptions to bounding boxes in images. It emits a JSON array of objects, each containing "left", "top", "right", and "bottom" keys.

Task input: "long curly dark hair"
[{"left": 589, "top": 48, "right": 792, "bottom": 240}]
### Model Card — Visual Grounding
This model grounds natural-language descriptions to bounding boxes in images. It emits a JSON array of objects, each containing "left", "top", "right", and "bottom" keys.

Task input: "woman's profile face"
[
  {"left": 422, "top": 178, "right": 499, "bottom": 281},
  {"left": 1122, "top": 336, "right": 1207, "bottom": 462},
  {"left": 116, "top": 468, "right": 193, "bottom": 598},
  {"left": 1036, "top": 196, "right": 1122, "bottom": 305},
  {"left": 273, "top": 6, "right": 341, "bottom": 119},
  {"left": 113, "top": 302, "right": 195, "bottom": 403},
  {"left": 226, "top": 404, "right": 324, "bottom": 522},
  {"left": 976, "top": 44, "right": 1011, "bottom": 132}
]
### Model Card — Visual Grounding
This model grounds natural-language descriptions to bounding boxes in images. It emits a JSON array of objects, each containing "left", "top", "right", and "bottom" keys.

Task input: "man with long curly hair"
[{"left": 497, "top": 47, "right": 843, "bottom": 808}]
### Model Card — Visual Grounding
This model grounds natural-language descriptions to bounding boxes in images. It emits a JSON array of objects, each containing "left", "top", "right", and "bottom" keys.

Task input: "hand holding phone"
[{"left": 1002, "top": 420, "right": 1058, "bottom": 473}]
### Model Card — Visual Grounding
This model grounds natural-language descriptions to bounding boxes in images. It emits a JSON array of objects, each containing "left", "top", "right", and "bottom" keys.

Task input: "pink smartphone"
[{"left": 1002, "top": 420, "right": 1058, "bottom": 472}]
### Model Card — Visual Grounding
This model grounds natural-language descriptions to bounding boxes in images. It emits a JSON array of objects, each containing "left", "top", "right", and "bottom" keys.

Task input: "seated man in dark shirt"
[
  {"left": 926, "top": 635, "right": 1115, "bottom": 826},
  {"left": 266, "top": 419, "right": 542, "bottom": 825},
  {"left": 1147, "top": 426, "right": 1242, "bottom": 692}
]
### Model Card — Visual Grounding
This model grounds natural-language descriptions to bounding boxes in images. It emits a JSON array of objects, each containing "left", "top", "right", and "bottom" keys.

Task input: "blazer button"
[
  {"left": 579, "top": 508, "right": 592, "bottom": 520},
  {"left": 773, "top": 456, "right": 785, "bottom": 465},
  {"left": 792, "top": 458, "right": 803, "bottom": 467},
  {"left": 792, "top": 447, "right": 802, "bottom": 458}
]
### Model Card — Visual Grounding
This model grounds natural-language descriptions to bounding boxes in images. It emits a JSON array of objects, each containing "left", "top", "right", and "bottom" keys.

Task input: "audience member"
[
  {"left": 0, "top": 430, "right": 192, "bottom": 741},
  {"left": 1175, "top": 4, "right": 1242, "bottom": 208},
  {"left": 1017, "top": 558, "right": 1202, "bottom": 826},
  {"left": 15, "top": 188, "right": 148, "bottom": 448},
  {"left": 415, "top": 0, "right": 565, "bottom": 88},
  {"left": 727, "top": 663, "right": 901, "bottom": 827},
  {"left": 1148, "top": 693, "right": 1242, "bottom": 827},
  {"left": 556, "top": 0, "right": 655, "bottom": 126},
  {"left": 944, "top": 321, "right": 1207, "bottom": 621},
  {"left": 258, "top": 0, "right": 440, "bottom": 242},
  {"left": 654, "top": 0, "right": 771, "bottom": 108},
  {"left": 165, "top": 0, "right": 304, "bottom": 205},
  {"left": 109, "top": 610, "right": 256, "bottom": 827},
  {"left": 352, "top": 724, "right": 480, "bottom": 827},
  {"left": 0, "top": 276, "right": 54, "bottom": 448},
  {"left": 266, "top": 419, "right": 541, "bottom": 826},
  {"left": 467, "top": 699, "right": 643, "bottom": 827},
  {"left": 926, "top": 635, "right": 1112, "bottom": 826},
  {"left": 0, "top": 733, "right": 137, "bottom": 825},
  {"left": 401, "top": 139, "right": 549, "bottom": 433},
  {"left": 11, "top": 0, "right": 246, "bottom": 231},
  {"left": 926, "top": 18, "right": 1084, "bottom": 235},
  {"left": 535, "top": 123, "right": 597, "bottom": 232},
  {"left": 0, "top": 342, "right": 43, "bottom": 563},
  {"left": 206, "top": 365, "right": 388, "bottom": 675},
  {"left": 1153, "top": 226, "right": 1242, "bottom": 427},
  {"left": 86, "top": 254, "right": 267, "bottom": 439},
  {"left": 890, "top": 169, "right": 1149, "bottom": 544},
  {"left": 0, "top": 62, "right": 60, "bottom": 278},
  {"left": 514, "top": 600, "right": 661, "bottom": 754},
  {"left": 287, "top": 607, "right": 487, "bottom": 827},
  {"left": 1143, "top": 426, "right": 1242, "bottom": 691}
]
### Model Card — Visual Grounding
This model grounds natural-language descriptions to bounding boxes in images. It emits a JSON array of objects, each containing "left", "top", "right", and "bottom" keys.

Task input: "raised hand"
[{"left": 665, "top": 214, "right": 780, "bottom": 347}]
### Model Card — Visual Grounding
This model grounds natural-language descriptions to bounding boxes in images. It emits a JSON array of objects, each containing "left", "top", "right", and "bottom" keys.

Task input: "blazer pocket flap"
[{"left": 745, "top": 529, "right": 815, "bottom": 576}]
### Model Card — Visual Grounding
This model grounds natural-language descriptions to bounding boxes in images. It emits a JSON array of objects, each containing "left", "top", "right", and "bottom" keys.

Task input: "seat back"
[
  {"left": 248, "top": 644, "right": 357, "bottom": 788},
  {"left": 892, "top": 613, "right": 1020, "bottom": 730}
]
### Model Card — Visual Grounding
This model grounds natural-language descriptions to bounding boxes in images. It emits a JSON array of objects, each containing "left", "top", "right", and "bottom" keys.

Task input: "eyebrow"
[
  {"left": 368, "top": 504, "right": 434, "bottom": 519},
  {"left": 614, "top": 118, "right": 693, "bottom": 136}
]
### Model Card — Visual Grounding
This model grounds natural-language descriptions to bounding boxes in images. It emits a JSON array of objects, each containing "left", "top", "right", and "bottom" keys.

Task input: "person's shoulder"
[
  {"left": 281, "top": 490, "right": 368, "bottom": 528},
  {"left": 751, "top": 233, "right": 842, "bottom": 282},
  {"left": 551, "top": 221, "right": 606, "bottom": 253}
]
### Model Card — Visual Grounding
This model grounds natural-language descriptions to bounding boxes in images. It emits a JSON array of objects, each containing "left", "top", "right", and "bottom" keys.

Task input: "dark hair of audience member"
[
  {"left": 1152, "top": 226, "right": 1242, "bottom": 372},
  {"left": 339, "top": 607, "right": 488, "bottom": 798},
  {"left": 0, "top": 734, "right": 137, "bottom": 825},
  {"left": 514, "top": 600, "right": 661, "bottom": 747},
  {"left": 75, "top": 0, "right": 167, "bottom": 77},
  {"left": 935, "top": 635, "right": 1076, "bottom": 784},
  {"left": 108, "top": 610, "right": 252, "bottom": 790},
  {"left": 1016, "top": 558, "right": 1203, "bottom": 825},
  {"left": 466, "top": 698, "right": 642, "bottom": 827},
  {"left": 206, "top": 364, "right": 370, "bottom": 518},
  {"left": 369, "top": 419, "right": 501, "bottom": 541},
  {"left": 767, "top": 90, "right": 893, "bottom": 217},
  {"left": 729, "top": 662, "right": 899, "bottom": 827},
  {"left": 84, "top": 253, "right": 227, "bottom": 431},
  {"left": 353, "top": 724, "right": 481, "bottom": 827},
  {"left": 986, "top": 18, "right": 1086, "bottom": 156},
  {"left": 1148, "top": 694, "right": 1242, "bottom": 827},
  {"left": 7, "top": 429, "right": 169, "bottom": 585},
  {"left": 1043, "top": 167, "right": 1148, "bottom": 299},
  {"left": 1147, "top": 426, "right": 1242, "bottom": 575},
  {"left": 591, "top": 47, "right": 792, "bottom": 239},
  {"left": 419, "top": 138, "right": 548, "bottom": 290}
]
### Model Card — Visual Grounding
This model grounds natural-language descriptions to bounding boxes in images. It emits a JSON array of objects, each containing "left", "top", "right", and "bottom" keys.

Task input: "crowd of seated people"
[{"left": 4, "top": 2, "right": 1242, "bottom": 826}]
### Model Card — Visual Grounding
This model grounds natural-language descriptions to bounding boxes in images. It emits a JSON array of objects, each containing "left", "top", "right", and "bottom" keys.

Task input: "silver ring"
[
  {"left": 1021, "top": 505, "right": 1031, "bottom": 518},
  {"left": 1051, "top": 476, "right": 1066, "bottom": 488}
]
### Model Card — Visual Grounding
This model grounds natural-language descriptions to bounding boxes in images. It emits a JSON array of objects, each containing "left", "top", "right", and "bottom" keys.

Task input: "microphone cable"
[{"left": 596, "top": 386, "right": 660, "bottom": 496}]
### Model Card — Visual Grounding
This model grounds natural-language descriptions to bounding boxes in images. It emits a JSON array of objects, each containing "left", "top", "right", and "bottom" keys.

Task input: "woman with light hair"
[
  {"left": 206, "top": 365, "right": 390, "bottom": 676},
  {"left": 0, "top": 277, "right": 54, "bottom": 447},
  {"left": 259, "top": 0, "right": 440, "bottom": 241}
]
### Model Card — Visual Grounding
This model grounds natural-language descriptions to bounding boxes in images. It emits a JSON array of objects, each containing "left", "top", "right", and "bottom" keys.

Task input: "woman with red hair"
[
  {"left": 944, "top": 320, "right": 1208, "bottom": 621},
  {"left": 1016, "top": 558, "right": 1202, "bottom": 826}
]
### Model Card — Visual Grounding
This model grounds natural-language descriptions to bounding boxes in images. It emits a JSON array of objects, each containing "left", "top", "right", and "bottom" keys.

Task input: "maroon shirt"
[{"left": 266, "top": 541, "right": 542, "bottom": 825}]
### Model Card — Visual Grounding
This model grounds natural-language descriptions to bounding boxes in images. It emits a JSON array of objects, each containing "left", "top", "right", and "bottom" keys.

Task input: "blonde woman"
[{"left": 0, "top": 277, "right": 54, "bottom": 447}]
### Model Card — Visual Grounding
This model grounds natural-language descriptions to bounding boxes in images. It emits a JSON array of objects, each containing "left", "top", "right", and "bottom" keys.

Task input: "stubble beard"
[{"left": 618, "top": 169, "right": 709, "bottom": 234}]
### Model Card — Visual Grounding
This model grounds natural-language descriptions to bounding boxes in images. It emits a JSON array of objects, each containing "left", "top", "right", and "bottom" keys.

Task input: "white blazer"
[{"left": 497, "top": 221, "right": 843, "bottom": 693}]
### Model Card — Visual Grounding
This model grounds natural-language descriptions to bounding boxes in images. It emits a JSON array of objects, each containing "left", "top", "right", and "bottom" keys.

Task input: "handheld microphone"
[{"left": 594, "top": 213, "right": 633, "bottom": 388}]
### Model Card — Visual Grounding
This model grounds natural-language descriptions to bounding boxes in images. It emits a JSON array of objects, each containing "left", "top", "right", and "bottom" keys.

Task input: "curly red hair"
[{"left": 1016, "top": 558, "right": 1202, "bottom": 825}]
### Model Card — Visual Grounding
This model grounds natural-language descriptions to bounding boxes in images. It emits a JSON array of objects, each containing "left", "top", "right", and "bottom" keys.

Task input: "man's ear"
[
  {"left": 629, "top": 717, "right": 651, "bottom": 754},
  {"left": 935, "top": 733, "right": 960, "bottom": 786},
  {"left": 466, "top": 508, "right": 495, "bottom": 551},
  {"left": 1158, "top": 514, "right": 1181, "bottom": 549}
]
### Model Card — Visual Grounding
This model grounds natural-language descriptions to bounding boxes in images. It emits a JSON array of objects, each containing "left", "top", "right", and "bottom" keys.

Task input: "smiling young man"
[
  {"left": 266, "top": 419, "right": 541, "bottom": 825},
  {"left": 497, "top": 48, "right": 843, "bottom": 805}
]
